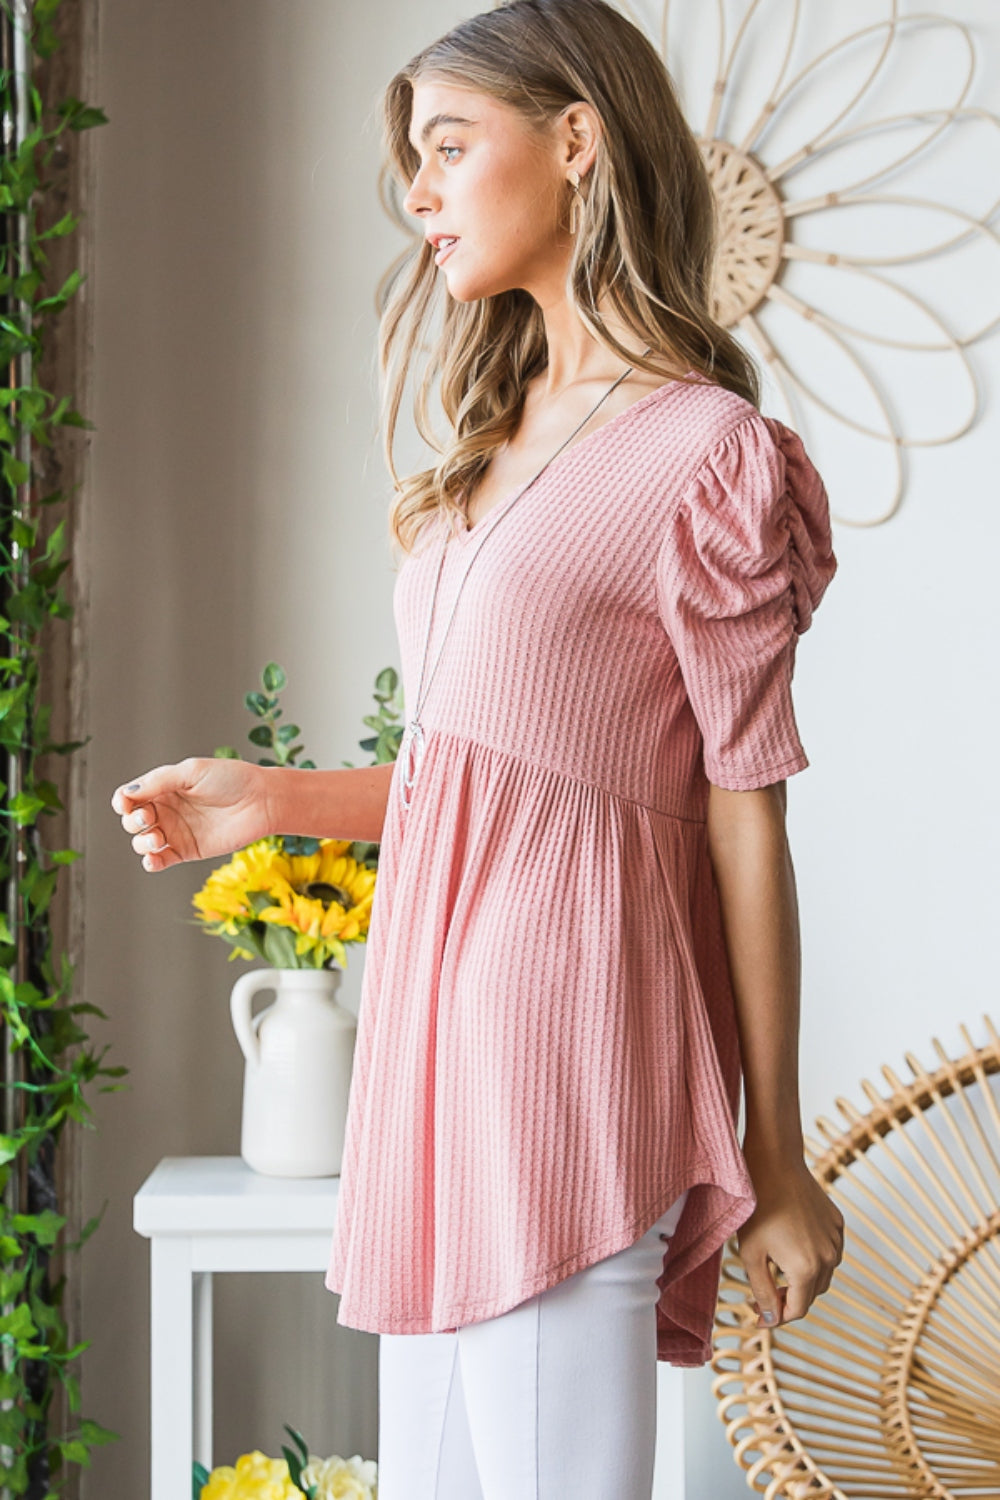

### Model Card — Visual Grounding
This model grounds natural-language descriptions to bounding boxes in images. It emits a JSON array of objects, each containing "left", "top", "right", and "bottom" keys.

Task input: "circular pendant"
[{"left": 398, "top": 718, "right": 426, "bottom": 811}]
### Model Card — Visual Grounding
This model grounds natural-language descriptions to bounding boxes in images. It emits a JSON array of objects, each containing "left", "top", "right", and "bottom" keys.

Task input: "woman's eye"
[{"left": 436, "top": 144, "right": 462, "bottom": 163}]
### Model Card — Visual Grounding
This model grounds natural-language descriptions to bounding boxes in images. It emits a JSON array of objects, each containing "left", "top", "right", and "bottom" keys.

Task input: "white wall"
[{"left": 81, "top": 1, "right": 1000, "bottom": 1496}]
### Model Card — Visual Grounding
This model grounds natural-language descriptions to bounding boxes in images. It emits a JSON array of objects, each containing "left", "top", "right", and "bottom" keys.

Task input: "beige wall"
[
  {"left": 80, "top": 1, "right": 1000, "bottom": 1496},
  {"left": 82, "top": 0, "right": 465, "bottom": 1491}
]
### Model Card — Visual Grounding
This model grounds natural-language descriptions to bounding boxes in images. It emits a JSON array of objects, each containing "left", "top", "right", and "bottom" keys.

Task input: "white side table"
[{"left": 133, "top": 1155, "right": 340, "bottom": 1500}]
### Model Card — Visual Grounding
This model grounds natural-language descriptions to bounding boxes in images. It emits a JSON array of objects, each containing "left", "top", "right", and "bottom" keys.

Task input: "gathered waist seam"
[{"left": 425, "top": 725, "right": 707, "bottom": 826}]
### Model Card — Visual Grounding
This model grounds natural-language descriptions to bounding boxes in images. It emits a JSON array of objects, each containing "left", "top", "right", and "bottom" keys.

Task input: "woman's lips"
[{"left": 434, "top": 237, "right": 459, "bottom": 267}]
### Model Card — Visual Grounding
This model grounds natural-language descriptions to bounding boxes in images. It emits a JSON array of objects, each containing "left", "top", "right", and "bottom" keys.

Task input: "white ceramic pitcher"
[{"left": 229, "top": 966, "right": 356, "bottom": 1177}]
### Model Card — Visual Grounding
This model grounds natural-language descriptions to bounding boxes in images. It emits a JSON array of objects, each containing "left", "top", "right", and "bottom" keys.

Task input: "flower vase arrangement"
[
  {"left": 194, "top": 1422, "right": 377, "bottom": 1499},
  {"left": 191, "top": 662, "right": 403, "bottom": 1176}
]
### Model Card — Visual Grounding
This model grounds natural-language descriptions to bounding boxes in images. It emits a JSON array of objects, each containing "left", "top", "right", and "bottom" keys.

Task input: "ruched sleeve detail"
[{"left": 656, "top": 412, "right": 837, "bottom": 791}]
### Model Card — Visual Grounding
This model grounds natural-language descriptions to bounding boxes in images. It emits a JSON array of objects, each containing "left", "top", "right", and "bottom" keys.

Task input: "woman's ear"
[{"left": 557, "top": 100, "right": 601, "bottom": 179}]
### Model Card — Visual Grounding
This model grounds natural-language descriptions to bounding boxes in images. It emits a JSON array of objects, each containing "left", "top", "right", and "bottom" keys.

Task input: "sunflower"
[{"left": 192, "top": 837, "right": 377, "bottom": 970}]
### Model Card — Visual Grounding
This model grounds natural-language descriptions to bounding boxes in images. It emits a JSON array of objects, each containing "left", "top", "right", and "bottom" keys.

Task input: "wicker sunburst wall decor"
[
  {"left": 710, "top": 1017, "right": 1000, "bottom": 1500},
  {"left": 616, "top": 0, "right": 1000, "bottom": 527}
]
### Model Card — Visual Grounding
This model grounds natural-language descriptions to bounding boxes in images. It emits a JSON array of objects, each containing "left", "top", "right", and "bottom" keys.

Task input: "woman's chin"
[
  {"left": 440, "top": 258, "right": 505, "bottom": 303},
  {"left": 441, "top": 271, "right": 479, "bottom": 302}
]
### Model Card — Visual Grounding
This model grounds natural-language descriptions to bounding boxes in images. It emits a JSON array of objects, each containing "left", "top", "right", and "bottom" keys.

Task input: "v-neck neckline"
[{"left": 453, "top": 372, "right": 693, "bottom": 546}]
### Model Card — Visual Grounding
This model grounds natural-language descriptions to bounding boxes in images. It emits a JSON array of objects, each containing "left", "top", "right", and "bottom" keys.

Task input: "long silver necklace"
[{"left": 398, "top": 357, "right": 645, "bottom": 811}]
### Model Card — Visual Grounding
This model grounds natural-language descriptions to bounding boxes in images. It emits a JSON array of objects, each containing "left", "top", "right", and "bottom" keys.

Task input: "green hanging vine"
[{"left": 0, "top": 1, "right": 124, "bottom": 1493}]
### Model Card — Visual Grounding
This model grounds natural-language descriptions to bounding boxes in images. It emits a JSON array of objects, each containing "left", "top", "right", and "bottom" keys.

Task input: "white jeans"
[{"left": 376, "top": 1188, "right": 690, "bottom": 1500}]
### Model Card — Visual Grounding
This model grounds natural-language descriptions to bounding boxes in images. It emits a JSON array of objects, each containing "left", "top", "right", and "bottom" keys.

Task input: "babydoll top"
[{"left": 324, "top": 374, "right": 837, "bottom": 1365}]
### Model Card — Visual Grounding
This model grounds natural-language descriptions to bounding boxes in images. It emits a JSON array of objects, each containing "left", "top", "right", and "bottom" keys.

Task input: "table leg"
[
  {"left": 194, "top": 1271, "right": 213, "bottom": 1470},
  {"left": 150, "top": 1235, "right": 193, "bottom": 1500},
  {"left": 654, "top": 1364, "right": 687, "bottom": 1498}
]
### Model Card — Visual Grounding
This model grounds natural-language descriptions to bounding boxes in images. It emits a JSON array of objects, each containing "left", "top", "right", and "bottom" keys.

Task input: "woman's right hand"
[{"left": 110, "top": 757, "right": 275, "bottom": 873}]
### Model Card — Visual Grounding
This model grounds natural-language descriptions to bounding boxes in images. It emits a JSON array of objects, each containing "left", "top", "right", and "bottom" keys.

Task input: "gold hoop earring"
[{"left": 568, "top": 168, "right": 584, "bottom": 234}]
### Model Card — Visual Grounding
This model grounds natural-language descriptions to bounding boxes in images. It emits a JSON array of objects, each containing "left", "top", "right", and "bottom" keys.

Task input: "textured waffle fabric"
[{"left": 324, "top": 374, "right": 838, "bottom": 1365}]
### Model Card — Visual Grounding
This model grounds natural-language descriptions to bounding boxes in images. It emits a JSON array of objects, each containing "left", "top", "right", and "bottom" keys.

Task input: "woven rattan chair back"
[{"left": 710, "top": 1016, "right": 1000, "bottom": 1499}]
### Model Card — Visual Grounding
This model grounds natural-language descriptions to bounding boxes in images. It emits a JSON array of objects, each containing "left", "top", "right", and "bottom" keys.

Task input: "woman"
[{"left": 112, "top": 1, "right": 845, "bottom": 1495}]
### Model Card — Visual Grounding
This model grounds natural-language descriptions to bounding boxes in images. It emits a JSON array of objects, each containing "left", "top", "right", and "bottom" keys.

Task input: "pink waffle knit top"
[{"left": 324, "top": 374, "right": 837, "bottom": 1365}]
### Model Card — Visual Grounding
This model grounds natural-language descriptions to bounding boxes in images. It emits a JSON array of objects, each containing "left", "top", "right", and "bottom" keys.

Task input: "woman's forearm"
[
  {"left": 264, "top": 762, "right": 395, "bottom": 844},
  {"left": 705, "top": 780, "right": 805, "bottom": 1167}
]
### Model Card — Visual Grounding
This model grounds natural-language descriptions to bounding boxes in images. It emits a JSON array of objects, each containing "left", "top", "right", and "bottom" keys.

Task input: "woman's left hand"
[{"left": 735, "top": 1153, "right": 845, "bottom": 1330}]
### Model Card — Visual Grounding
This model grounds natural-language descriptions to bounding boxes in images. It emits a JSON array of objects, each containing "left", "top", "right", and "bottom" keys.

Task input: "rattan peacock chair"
[{"left": 710, "top": 1016, "right": 1000, "bottom": 1499}]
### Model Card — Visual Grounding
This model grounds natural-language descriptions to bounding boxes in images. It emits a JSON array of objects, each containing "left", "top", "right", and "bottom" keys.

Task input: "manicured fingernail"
[
  {"left": 142, "top": 854, "right": 152, "bottom": 871},
  {"left": 762, "top": 1310, "right": 777, "bottom": 1325},
  {"left": 127, "top": 781, "right": 141, "bottom": 792}
]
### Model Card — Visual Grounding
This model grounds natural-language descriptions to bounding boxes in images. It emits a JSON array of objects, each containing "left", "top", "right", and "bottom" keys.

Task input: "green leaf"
[
  {"left": 49, "top": 849, "right": 82, "bottom": 865},
  {"left": 213, "top": 745, "right": 241, "bottom": 759},
  {"left": 77, "top": 1418, "right": 120, "bottom": 1446},
  {"left": 62, "top": 1204, "right": 107, "bottom": 1253},
  {"left": 38, "top": 736, "right": 90, "bottom": 755},
  {"left": 58, "top": 408, "right": 97, "bottom": 430},
  {"left": 12, "top": 516, "right": 37, "bottom": 549},
  {"left": 2, "top": 452, "right": 31, "bottom": 487},
  {"left": 0, "top": 313, "right": 29, "bottom": 340},
  {"left": 11, "top": 1210, "right": 66, "bottom": 1246},
  {"left": 283, "top": 1423, "right": 310, "bottom": 1462},
  {"left": 193, "top": 1459, "right": 211, "bottom": 1497},
  {"left": 244, "top": 691, "right": 269, "bottom": 718},
  {"left": 378, "top": 725, "right": 403, "bottom": 759},
  {"left": 34, "top": 268, "right": 85, "bottom": 312},
  {"left": 43, "top": 515, "right": 67, "bottom": 560},
  {"left": 0, "top": 1134, "right": 24, "bottom": 1166},
  {"left": 261, "top": 924, "right": 300, "bottom": 968},
  {"left": 375, "top": 665, "right": 398, "bottom": 695},
  {"left": 349, "top": 841, "right": 380, "bottom": 866},
  {"left": 5, "top": 584, "right": 45, "bottom": 629},
  {"left": 67, "top": 105, "right": 110, "bottom": 131},
  {"left": 262, "top": 661, "right": 287, "bottom": 692},
  {"left": 0, "top": 1300, "right": 38, "bottom": 1339},
  {"left": 37, "top": 210, "right": 80, "bottom": 241},
  {"left": 34, "top": 778, "right": 64, "bottom": 810},
  {"left": 276, "top": 723, "right": 300, "bottom": 744},
  {"left": 57, "top": 1439, "right": 91, "bottom": 1465},
  {"left": 279, "top": 835, "right": 321, "bottom": 857},
  {"left": 248, "top": 725, "right": 273, "bottom": 748},
  {"left": 246, "top": 891, "right": 278, "bottom": 916}
]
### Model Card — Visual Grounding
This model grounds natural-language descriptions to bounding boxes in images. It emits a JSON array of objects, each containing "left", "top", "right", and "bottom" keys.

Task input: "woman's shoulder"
[
  {"left": 671, "top": 374, "right": 759, "bottom": 442},
  {"left": 662, "top": 378, "right": 822, "bottom": 490},
  {"left": 623, "top": 371, "right": 757, "bottom": 441},
  {"left": 620, "top": 372, "right": 762, "bottom": 483}
]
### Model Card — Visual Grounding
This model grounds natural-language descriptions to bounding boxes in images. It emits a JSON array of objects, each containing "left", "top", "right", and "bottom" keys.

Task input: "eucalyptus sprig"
[
  {"left": 214, "top": 661, "right": 316, "bottom": 772},
  {"left": 213, "top": 661, "right": 403, "bottom": 869},
  {"left": 342, "top": 664, "right": 404, "bottom": 768}
]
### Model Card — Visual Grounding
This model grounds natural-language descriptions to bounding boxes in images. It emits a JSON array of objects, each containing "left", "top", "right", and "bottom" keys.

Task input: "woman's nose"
[{"left": 403, "top": 163, "right": 438, "bottom": 220}]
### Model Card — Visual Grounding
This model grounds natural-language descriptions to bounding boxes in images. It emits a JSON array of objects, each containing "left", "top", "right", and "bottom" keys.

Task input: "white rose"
[{"left": 299, "top": 1452, "right": 377, "bottom": 1499}]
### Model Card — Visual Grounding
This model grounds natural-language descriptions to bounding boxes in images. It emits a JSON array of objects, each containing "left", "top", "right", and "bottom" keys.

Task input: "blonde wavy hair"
[{"left": 377, "top": 0, "right": 761, "bottom": 557}]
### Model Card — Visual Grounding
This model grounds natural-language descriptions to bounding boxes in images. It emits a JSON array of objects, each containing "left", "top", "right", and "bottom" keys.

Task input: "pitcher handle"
[{"left": 230, "top": 968, "right": 280, "bottom": 1069}]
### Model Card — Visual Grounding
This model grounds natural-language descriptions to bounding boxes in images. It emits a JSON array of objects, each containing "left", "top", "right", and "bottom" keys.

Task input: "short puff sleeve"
[{"left": 656, "top": 412, "right": 837, "bottom": 791}]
